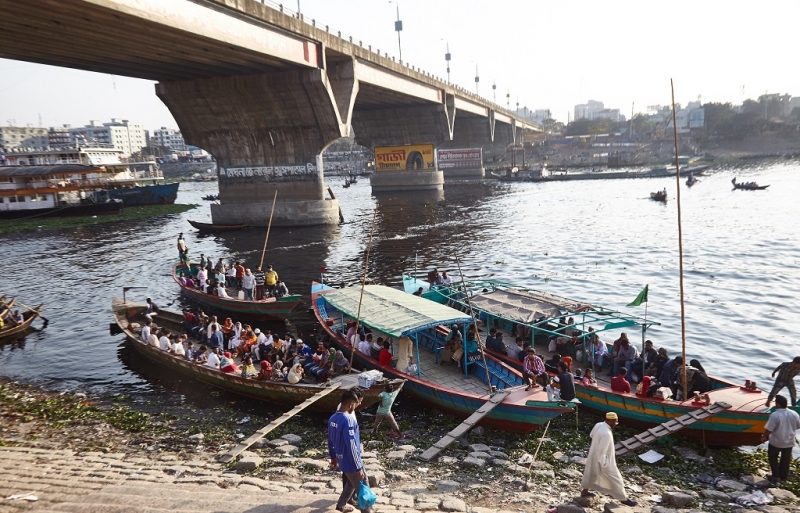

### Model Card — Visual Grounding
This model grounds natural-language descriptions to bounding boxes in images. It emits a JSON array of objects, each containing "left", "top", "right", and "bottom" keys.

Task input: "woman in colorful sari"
[
  {"left": 240, "top": 355, "right": 257, "bottom": 378},
  {"left": 220, "top": 351, "right": 238, "bottom": 373}
]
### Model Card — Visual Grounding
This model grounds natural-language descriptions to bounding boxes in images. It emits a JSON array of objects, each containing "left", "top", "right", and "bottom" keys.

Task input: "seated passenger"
[
  {"left": 220, "top": 351, "right": 238, "bottom": 373},
  {"left": 379, "top": 340, "right": 394, "bottom": 367},
  {"left": 636, "top": 375, "right": 653, "bottom": 397},
  {"left": 257, "top": 360, "right": 272, "bottom": 380},
  {"left": 544, "top": 353, "right": 561, "bottom": 374},
  {"left": 581, "top": 368, "right": 598, "bottom": 387},
  {"left": 507, "top": 337, "right": 524, "bottom": 361},
  {"left": 194, "top": 345, "right": 208, "bottom": 365},
  {"left": 240, "top": 355, "right": 257, "bottom": 378},
  {"left": 171, "top": 335, "right": 186, "bottom": 357},
  {"left": 413, "top": 287, "right": 424, "bottom": 296},
  {"left": 271, "top": 360, "right": 285, "bottom": 381},
  {"left": 356, "top": 334, "right": 371, "bottom": 356},
  {"left": 287, "top": 363, "right": 305, "bottom": 384},
  {"left": 207, "top": 347, "right": 221, "bottom": 369},
  {"left": 554, "top": 361, "right": 576, "bottom": 401},
  {"left": 274, "top": 281, "right": 289, "bottom": 298},
  {"left": 329, "top": 350, "right": 350, "bottom": 378},
  {"left": 611, "top": 367, "right": 631, "bottom": 393}
]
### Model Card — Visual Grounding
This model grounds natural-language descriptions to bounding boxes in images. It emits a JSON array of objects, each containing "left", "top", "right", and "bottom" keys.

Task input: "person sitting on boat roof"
[
  {"left": 144, "top": 298, "right": 159, "bottom": 322},
  {"left": 523, "top": 347, "right": 546, "bottom": 391},
  {"left": 440, "top": 271, "right": 452, "bottom": 286},
  {"left": 611, "top": 367, "right": 631, "bottom": 394},
  {"left": 264, "top": 265, "right": 279, "bottom": 297},
  {"left": 412, "top": 287, "right": 424, "bottom": 296}
]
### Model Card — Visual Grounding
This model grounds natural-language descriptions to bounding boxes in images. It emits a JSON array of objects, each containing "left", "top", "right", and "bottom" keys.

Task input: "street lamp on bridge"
[
  {"left": 474, "top": 64, "right": 479, "bottom": 95},
  {"left": 441, "top": 39, "right": 451, "bottom": 83},
  {"left": 389, "top": 1, "right": 403, "bottom": 63}
]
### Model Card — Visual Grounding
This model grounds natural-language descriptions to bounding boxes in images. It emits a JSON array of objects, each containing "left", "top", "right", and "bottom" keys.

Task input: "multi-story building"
[
  {"left": 48, "top": 125, "right": 72, "bottom": 149},
  {"left": 0, "top": 126, "right": 50, "bottom": 151},
  {"left": 151, "top": 127, "right": 187, "bottom": 152},
  {"left": 68, "top": 119, "right": 146, "bottom": 157},
  {"left": 574, "top": 101, "right": 625, "bottom": 123}
]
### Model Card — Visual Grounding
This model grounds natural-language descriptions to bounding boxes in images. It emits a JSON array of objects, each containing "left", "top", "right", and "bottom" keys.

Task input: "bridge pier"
[{"left": 156, "top": 65, "right": 357, "bottom": 226}]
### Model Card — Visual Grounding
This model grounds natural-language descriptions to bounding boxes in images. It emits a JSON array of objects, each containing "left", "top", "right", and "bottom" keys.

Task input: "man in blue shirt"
[
  {"left": 208, "top": 324, "right": 223, "bottom": 350},
  {"left": 328, "top": 389, "right": 371, "bottom": 513}
]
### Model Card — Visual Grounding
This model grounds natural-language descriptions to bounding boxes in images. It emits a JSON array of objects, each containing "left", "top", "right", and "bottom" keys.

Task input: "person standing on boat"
[
  {"left": 196, "top": 266, "right": 208, "bottom": 292},
  {"left": 242, "top": 269, "right": 255, "bottom": 300},
  {"left": 763, "top": 395, "right": 800, "bottom": 484},
  {"left": 580, "top": 412, "right": 636, "bottom": 507},
  {"left": 254, "top": 266, "right": 266, "bottom": 300},
  {"left": 234, "top": 261, "right": 245, "bottom": 290},
  {"left": 767, "top": 357, "right": 800, "bottom": 408},
  {"left": 265, "top": 265, "right": 279, "bottom": 297}
]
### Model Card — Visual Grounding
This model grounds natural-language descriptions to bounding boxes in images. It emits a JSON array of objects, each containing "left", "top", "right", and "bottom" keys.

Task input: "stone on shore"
[
  {"left": 440, "top": 497, "right": 467, "bottom": 512},
  {"left": 267, "top": 438, "right": 289, "bottom": 448},
  {"left": 557, "top": 505, "right": 586, "bottom": 513},
  {"left": 462, "top": 457, "right": 485, "bottom": 468},
  {"left": 716, "top": 479, "right": 747, "bottom": 491},
  {"left": 236, "top": 455, "right": 263, "bottom": 473},
  {"left": 469, "top": 451, "right": 492, "bottom": 459},
  {"left": 770, "top": 488, "right": 798, "bottom": 502},
  {"left": 280, "top": 434, "right": 303, "bottom": 444},
  {"left": 275, "top": 444, "right": 299, "bottom": 455},
  {"left": 469, "top": 443, "right": 491, "bottom": 453},
  {"left": 368, "top": 470, "right": 385, "bottom": 487},
  {"left": 386, "top": 450, "right": 407, "bottom": 460},
  {"left": 700, "top": 489, "right": 729, "bottom": 501},
  {"left": 662, "top": 491, "right": 695, "bottom": 508}
]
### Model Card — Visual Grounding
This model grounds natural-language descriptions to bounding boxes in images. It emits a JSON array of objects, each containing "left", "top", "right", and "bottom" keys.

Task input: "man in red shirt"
[
  {"left": 379, "top": 340, "right": 394, "bottom": 367},
  {"left": 611, "top": 367, "right": 631, "bottom": 393},
  {"left": 234, "top": 261, "right": 245, "bottom": 289}
]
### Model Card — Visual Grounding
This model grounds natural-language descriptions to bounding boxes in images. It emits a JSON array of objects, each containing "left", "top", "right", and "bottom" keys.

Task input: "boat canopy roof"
[
  {"left": 424, "top": 279, "right": 659, "bottom": 338},
  {"left": 322, "top": 285, "right": 472, "bottom": 338}
]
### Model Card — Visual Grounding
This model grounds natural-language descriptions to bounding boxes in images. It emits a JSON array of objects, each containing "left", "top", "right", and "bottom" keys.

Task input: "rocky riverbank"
[{"left": 1, "top": 381, "right": 799, "bottom": 513}]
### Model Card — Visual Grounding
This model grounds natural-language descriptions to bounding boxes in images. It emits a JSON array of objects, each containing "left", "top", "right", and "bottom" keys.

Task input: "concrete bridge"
[{"left": 0, "top": 0, "right": 540, "bottom": 226}]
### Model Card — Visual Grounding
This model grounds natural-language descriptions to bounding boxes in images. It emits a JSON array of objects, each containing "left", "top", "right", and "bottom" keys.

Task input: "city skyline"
[{"left": 1, "top": 0, "right": 798, "bottom": 132}]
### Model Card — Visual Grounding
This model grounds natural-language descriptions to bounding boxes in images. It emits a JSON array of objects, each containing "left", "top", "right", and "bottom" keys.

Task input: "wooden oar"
[
  {"left": 16, "top": 301, "right": 48, "bottom": 326},
  {"left": 348, "top": 206, "right": 379, "bottom": 369},
  {"left": 258, "top": 190, "right": 278, "bottom": 270}
]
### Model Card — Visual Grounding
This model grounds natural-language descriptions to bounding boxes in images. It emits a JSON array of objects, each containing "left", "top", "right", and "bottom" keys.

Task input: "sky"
[{"left": 1, "top": 0, "right": 798, "bottom": 132}]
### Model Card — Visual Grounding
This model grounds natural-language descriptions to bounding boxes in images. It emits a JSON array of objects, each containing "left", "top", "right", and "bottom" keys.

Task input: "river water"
[{"left": 1, "top": 161, "right": 798, "bottom": 401}]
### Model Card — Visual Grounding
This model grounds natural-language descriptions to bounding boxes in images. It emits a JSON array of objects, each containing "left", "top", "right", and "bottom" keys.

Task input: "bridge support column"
[{"left": 157, "top": 64, "right": 357, "bottom": 226}]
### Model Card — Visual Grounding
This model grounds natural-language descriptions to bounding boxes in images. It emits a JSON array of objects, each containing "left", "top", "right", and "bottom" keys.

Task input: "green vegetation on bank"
[{"left": 0, "top": 204, "right": 197, "bottom": 235}]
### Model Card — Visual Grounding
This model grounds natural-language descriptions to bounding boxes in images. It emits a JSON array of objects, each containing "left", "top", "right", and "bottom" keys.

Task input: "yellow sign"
[{"left": 374, "top": 144, "right": 435, "bottom": 171}]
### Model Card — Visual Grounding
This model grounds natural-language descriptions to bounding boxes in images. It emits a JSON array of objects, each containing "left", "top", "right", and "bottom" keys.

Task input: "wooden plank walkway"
[
  {"left": 614, "top": 401, "right": 732, "bottom": 457},
  {"left": 417, "top": 388, "right": 516, "bottom": 462},
  {"left": 218, "top": 383, "right": 342, "bottom": 464}
]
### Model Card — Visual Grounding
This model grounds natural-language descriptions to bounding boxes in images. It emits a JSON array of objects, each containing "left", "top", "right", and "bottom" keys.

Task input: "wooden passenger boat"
[
  {"left": 311, "top": 282, "right": 575, "bottom": 434},
  {"left": 188, "top": 220, "right": 251, "bottom": 232},
  {"left": 174, "top": 264, "right": 301, "bottom": 320},
  {"left": 402, "top": 275, "right": 786, "bottom": 446},
  {"left": 111, "top": 298, "right": 399, "bottom": 411},
  {"left": 0, "top": 297, "right": 17, "bottom": 321},
  {"left": 0, "top": 303, "right": 43, "bottom": 341}
]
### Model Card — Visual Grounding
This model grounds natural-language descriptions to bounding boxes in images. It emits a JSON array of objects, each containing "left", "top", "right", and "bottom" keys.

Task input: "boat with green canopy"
[
  {"left": 311, "top": 282, "right": 575, "bottom": 434},
  {"left": 402, "top": 275, "right": 781, "bottom": 446}
]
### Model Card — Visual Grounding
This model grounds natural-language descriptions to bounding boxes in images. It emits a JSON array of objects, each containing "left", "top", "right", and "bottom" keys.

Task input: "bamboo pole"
[
  {"left": 671, "top": 79, "right": 688, "bottom": 401},
  {"left": 258, "top": 191, "right": 278, "bottom": 270},
  {"left": 454, "top": 254, "right": 494, "bottom": 396},
  {"left": 349, "top": 206, "right": 379, "bottom": 369}
]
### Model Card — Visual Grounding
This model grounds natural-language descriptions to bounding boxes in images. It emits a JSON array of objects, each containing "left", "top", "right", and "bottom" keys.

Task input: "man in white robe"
[{"left": 580, "top": 412, "right": 636, "bottom": 507}]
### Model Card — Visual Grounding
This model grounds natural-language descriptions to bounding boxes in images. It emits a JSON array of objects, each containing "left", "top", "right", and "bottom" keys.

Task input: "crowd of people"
[
  {"left": 136, "top": 302, "right": 351, "bottom": 386},
  {"left": 176, "top": 233, "right": 290, "bottom": 301}
]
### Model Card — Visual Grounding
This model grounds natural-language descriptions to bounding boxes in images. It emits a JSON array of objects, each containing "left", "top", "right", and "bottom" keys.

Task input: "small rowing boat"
[
  {"left": 732, "top": 178, "right": 769, "bottom": 191},
  {"left": 174, "top": 264, "right": 301, "bottom": 321},
  {"left": 111, "top": 298, "right": 398, "bottom": 410},
  {"left": 0, "top": 303, "right": 44, "bottom": 341},
  {"left": 650, "top": 191, "right": 667, "bottom": 202},
  {"left": 188, "top": 220, "right": 251, "bottom": 232},
  {"left": 311, "top": 282, "right": 575, "bottom": 434}
]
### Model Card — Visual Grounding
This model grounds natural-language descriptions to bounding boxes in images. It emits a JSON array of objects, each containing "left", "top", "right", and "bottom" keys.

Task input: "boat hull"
[
  {"left": 108, "top": 183, "right": 179, "bottom": 205},
  {"left": 111, "top": 298, "right": 391, "bottom": 411},
  {"left": 175, "top": 265, "right": 301, "bottom": 320},
  {"left": 188, "top": 220, "right": 250, "bottom": 232},
  {"left": 0, "top": 304, "right": 42, "bottom": 341},
  {"left": 0, "top": 200, "right": 122, "bottom": 220},
  {"left": 311, "top": 282, "right": 573, "bottom": 434}
]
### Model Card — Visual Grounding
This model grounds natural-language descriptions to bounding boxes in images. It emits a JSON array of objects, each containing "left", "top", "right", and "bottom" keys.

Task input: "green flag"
[{"left": 627, "top": 284, "right": 648, "bottom": 307}]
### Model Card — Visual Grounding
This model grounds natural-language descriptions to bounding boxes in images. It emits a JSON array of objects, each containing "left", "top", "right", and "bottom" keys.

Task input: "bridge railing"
[{"left": 252, "top": 0, "right": 538, "bottom": 129}]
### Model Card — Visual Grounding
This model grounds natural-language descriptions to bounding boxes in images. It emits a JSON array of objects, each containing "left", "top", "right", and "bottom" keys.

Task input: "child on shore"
[{"left": 372, "top": 381, "right": 405, "bottom": 438}]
